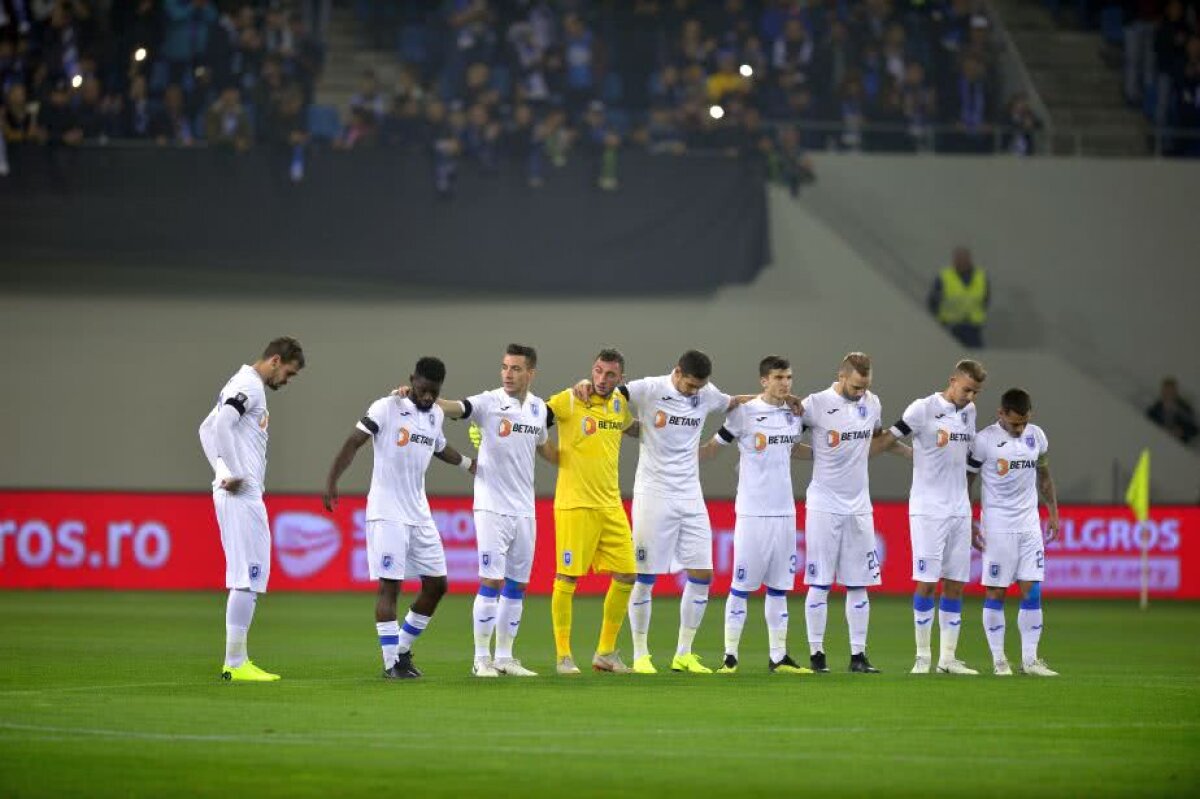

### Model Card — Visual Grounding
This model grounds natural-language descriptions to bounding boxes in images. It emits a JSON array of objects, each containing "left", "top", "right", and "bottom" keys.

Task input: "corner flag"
[{"left": 1125, "top": 449, "right": 1151, "bottom": 610}]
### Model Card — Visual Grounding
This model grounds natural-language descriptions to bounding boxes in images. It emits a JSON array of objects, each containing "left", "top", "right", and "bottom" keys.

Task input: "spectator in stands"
[
  {"left": 639, "top": 104, "right": 688, "bottom": 154},
  {"left": 928, "top": 245, "right": 990, "bottom": 348},
  {"left": 154, "top": 83, "right": 196, "bottom": 145},
  {"left": 1154, "top": 0, "right": 1190, "bottom": 126},
  {"left": 772, "top": 124, "right": 816, "bottom": 196},
  {"left": 205, "top": 85, "right": 251, "bottom": 152},
  {"left": 900, "top": 61, "right": 937, "bottom": 148},
  {"left": 118, "top": 74, "right": 154, "bottom": 139},
  {"left": 2, "top": 82, "right": 34, "bottom": 143},
  {"left": 947, "top": 54, "right": 992, "bottom": 152},
  {"left": 37, "top": 77, "right": 83, "bottom": 145},
  {"left": 348, "top": 68, "right": 385, "bottom": 121},
  {"left": 812, "top": 20, "right": 857, "bottom": 117},
  {"left": 335, "top": 105, "right": 379, "bottom": 150},
  {"left": 1146, "top": 377, "right": 1198, "bottom": 444},
  {"left": 1004, "top": 92, "right": 1042, "bottom": 156},
  {"left": 461, "top": 102, "right": 500, "bottom": 172},
  {"left": 1124, "top": 0, "right": 1160, "bottom": 106},
  {"left": 1178, "top": 35, "right": 1200, "bottom": 151},
  {"left": 707, "top": 50, "right": 749, "bottom": 103},
  {"left": 580, "top": 100, "right": 621, "bottom": 190},
  {"left": 75, "top": 75, "right": 115, "bottom": 141},
  {"left": 162, "top": 0, "right": 218, "bottom": 84},
  {"left": 838, "top": 72, "right": 867, "bottom": 150},
  {"left": 562, "top": 12, "right": 600, "bottom": 118}
]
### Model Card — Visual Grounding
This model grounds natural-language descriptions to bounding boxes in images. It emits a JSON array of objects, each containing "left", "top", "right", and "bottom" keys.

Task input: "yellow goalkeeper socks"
[
  {"left": 552, "top": 578, "right": 577, "bottom": 658},
  {"left": 598, "top": 579, "right": 633, "bottom": 654}
]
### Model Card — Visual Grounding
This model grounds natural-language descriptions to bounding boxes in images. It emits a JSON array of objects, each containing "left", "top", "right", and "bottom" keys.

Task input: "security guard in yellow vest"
[{"left": 927, "top": 246, "right": 989, "bottom": 348}]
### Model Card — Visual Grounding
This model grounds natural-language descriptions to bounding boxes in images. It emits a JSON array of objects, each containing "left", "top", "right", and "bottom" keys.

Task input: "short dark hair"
[
  {"left": 505, "top": 343, "right": 537, "bottom": 368},
  {"left": 839, "top": 351, "right": 871, "bottom": 377},
  {"left": 1000, "top": 388, "right": 1032, "bottom": 415},
  {"left": 955, "top": 358, "right": 987, "bottom": 382},
  {"left": 759, "top": 355, "right": 790, "bottom": 377},
  {"left": 677, "top": 349, "right": 712, "bottom": 380},
  {"left": 595, "top": 348, "right": 625, "bottom": 370},
  {"left": 414, "top": 356, "right": 446, "bottom": 384},
  {"left": 262, "top": 336, "right": 305, "bottom": 368}
]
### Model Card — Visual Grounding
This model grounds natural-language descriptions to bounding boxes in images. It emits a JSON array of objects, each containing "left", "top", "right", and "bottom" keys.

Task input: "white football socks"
[
  {"left": 629, "top": 579, "right": 654, "bottom": 660},
  {"left": 472, "top": 588, "right": 499, "bottom": 659},
  {"left": 983, "top": 599, "right": 1007, "bottom": 661},
  {"left": 224, "top": 589, "right": 257, "bottom": 667},
  {"left": 805, "top": 586, "right": 829, "bottom": 655},
  {"left": 397, "top": 610, "right": 430, "bottom": 654},
  {"left": 376, "top": 620, "right": 400, "bottom": 669},
  {"left": 845, "top": 588, "right": 870, "bottom": 655},
  {"left": 764, "top": 590, "right": 789, "bottom": 663},
  {"left": 938, "top": 597, "right": 963, "bottom": 663},
  {"left": 724, "top": 591, "right": 749, "bottom": 657},
  {"left": 676, "top": 578, "right": 711, "bottom": 656},
  {"left": 495, "top": 591, "right": 525, "bottom": 661},
  {"left": 1019, "top": 607, "right": 1044, "bottom": 663}
]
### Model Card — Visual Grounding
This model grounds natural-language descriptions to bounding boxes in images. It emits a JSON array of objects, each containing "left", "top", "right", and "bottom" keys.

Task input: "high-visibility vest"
[{"left": 937, "top": 267, "right": 987, "bottom": 326}]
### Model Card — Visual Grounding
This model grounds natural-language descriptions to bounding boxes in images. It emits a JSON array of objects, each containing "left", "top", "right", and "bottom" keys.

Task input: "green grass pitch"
[{"left": 1, "top": 591, "right": 1197, "bottom": 798}]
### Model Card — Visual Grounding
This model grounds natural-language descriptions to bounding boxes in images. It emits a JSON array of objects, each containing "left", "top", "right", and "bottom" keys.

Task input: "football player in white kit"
[
  {"left": 199, "top": 336, "right": 305, "bottom": 682},
  {"left": 699, "top": 355, "right": 811, "bottom": 675},
  {"left": 577, "top": 350, "right": 765, "bottom": 675},
  {"left": 967, "top": 388, "right": 1060, "bottom": 677},
  {"left": 876, "top": 359, "right": 987, "bottom": 675},
  {"left": 800, "top": 352, "right": 908, "bottom": 674},
  {"left": 323, "top": 357, "right": 476, "bottom": 680},
  {"left": 408, "top": 344, "right": 557, "bottom": 678}
]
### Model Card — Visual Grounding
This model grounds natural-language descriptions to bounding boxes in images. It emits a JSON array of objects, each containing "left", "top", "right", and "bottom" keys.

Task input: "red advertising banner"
[{"left": 1, "top": 491, "right": 1196, "bottom": 598}]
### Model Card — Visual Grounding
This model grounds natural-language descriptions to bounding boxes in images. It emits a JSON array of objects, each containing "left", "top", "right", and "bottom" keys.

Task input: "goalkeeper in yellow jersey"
[{"left": 543, "top": 348, "right": 641, "bottom": 675}]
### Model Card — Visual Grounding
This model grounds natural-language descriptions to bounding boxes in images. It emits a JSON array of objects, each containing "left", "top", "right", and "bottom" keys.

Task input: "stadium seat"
[{"left": 307, "top": 104, "right": 342, "bottom": 141}]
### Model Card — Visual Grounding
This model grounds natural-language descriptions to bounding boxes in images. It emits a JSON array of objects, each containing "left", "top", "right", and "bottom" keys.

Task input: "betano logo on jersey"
[
  {"left": 499, "top": 419, "right": 513, "bottom": 437},
  {"left": 826, "top": 429, "right": 872, "bottom": 448},
  {"left": 996, "top": 457, "right": 1037, "bottom": 476},
  {"left": 756, "top": 432, "right": 800, "bottom": 451},
  {"left": 654, "top": 409, "right": 702, "bottom": 429},
  {"left": 396, "top": 428, "right": 437, "bottom": 448},
  {"left": 581, "top": 416, "right": 623, "bottom": 436},
  {"left": 936, "top": 429, "right": 972, "bottom": 448},
  {"left": 499, "top": 419, "right": 543, "bottom": 438}
]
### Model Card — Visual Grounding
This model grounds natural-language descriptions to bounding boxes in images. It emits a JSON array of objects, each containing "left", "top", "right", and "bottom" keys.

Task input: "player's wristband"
[{"left": 458, "top": 455, "right": 473, "bottom": 472}]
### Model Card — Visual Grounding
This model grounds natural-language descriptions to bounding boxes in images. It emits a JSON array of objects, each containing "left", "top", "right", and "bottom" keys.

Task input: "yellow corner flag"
[
  {"left": 1125, "top": 448, "right": 1151, "bottom": 522},
  {"left": 1125, "top": 448, "right": 1151, "bottom": 610}
]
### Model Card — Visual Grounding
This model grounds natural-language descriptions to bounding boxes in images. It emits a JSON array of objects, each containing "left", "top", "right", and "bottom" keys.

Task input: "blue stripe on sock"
[
  {"left": 913, "top": 594, "right": 936, "bottom": 612},
  {"left": 730, "top": 588, "right": 750, "bottom": 598},
  {"left": 939, "top": 597, "right": 963, "bottom": 614},
  {"left": 983, "top": 598, "right": 1004, "bottom": 611},
  {"left": 378, "top": 635, "right": 399, "bottom": 646},
  {"left": 1021, "top": 583, "right": 1042, "bottom": 609},
  {"left": 636, "top": 574, "right": 657, "bottom": 585},
  {"left": 687, "top": 575, "right": 711, "bottom": 585},
  {"left": 477, "top": 584, "right": 500, "bottom": 598},
  {"left": 401, "top": 623, "right": 423, "bottom": 637},
  {"left": 766, "top": 588, "right": 787, "bottom": 597},
  {"left": 501, "top": 579, "right": 525, "bottom": 599}
]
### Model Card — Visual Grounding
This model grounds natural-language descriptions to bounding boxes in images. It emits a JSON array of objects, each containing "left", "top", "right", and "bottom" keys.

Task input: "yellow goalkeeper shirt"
[{"left": 546, "top": 387, "right": 632, "bottom": 510}]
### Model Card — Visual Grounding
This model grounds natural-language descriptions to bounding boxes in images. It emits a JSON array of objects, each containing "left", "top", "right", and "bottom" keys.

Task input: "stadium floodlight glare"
[
  {"left": 739, "top": 64, "right": 753, "bottom": 77},
  {"left": 71, "top": 74, "right": 82, "bottom": 89},
  {"left": 134, "top": 47, "right": 147, "bottom": 62},
  {"left": 709, "top": 105, "right": 725, "bottom": 120}
]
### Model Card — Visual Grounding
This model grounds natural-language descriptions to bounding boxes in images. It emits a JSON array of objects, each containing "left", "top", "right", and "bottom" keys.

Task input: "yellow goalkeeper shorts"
[{"left": 553, "top": 507, "right": 636, "bottom": 577}]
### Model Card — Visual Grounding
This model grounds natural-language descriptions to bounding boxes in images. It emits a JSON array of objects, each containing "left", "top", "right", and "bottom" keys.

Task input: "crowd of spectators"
[
  {"left": 1114, "top": 0, "right": 1200, "bottom": 154},
  {"left": 2, "top": 1, "right": 1035, "bottom": 187},
  {"left": 0, "top": 0, "right": 324, "bottom": 156}
]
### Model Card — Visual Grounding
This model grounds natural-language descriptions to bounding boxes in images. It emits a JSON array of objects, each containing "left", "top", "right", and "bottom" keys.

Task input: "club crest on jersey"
[
  {"left": 989, "top": 563, "right": 1000, "bottom": 578},
  {"left": 857, "top": 404, "right": 868, "bottom": 419},
  {"left": 531, "top": 402, "right": 540, "bottom": 416},
  {"left": 563, "top": 551, "right": 573, "bottom": 566},
  {"left": 636, "top": 547, "right": 647, "bottom": 563},
  {"left": 917, "top": 559, "right": 927, "bottom": 573},
  {"left": 807, "top": 562, "right": 817, "bottom": 576},
  {"left": 754, "top": 432, "right": 768, "bottom": 452},
  {"left": 498, "top": 419, "right": 513, "bottom": 437},
  {"left": 382, "top": 554, "right": 394, "bottom": 570},
  {"left": 581, "top": 416, "right": 597, "bottom": 436},
  {"left": 1024, "top": 434, "right": 1035, "bottom": 449},
  {"left": 689, "top": 395, "right": 700, "bottom": 408},
  {"left": 736, "top": 566, "right": 746, "bottom": 580},
  {"left": 396, "top": 427, "right": 411, "bottom": 447},
  {"left": 961, "top": 411, "right": 969, "bottom": 424},
  {"left": 249, "top": 563, "right": 261, "bottom": 581},
  {"left": 785, "top": 412, "right": 795, "bottom": 425},
  {"left": 481, "top": 552, "right": 491, "bottom": 567},
  {"left": 612, "top": 398, "right": 621, "bottom": 413}
]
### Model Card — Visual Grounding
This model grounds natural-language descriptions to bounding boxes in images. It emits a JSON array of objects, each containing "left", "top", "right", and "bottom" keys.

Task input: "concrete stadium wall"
[
  {"left": 2, "top": 184, "right": 1196, "bottom": 502},
  {"left": 799, "top": 154, "right": 1200, "bottom": 412}
]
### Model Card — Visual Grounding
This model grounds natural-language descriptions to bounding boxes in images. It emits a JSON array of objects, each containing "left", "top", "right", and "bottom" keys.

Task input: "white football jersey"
[
  {"left": 968, "top": 421, "right": 1048, "bottom": 534},
  {"left": 801, "top": 386, "right": 882, "bottom": 515},
  {"left": 719, "top": 397, "right": 802, "bottom": 517},
  {"left": 625, "top": 373, "right": 731, "bottom": 500},
  {"left": 199, "top": 365, "right": 270, "bottom": 494},
  {"left": 462, "top": 388, "right": 549, "bottom": 518},
  {"left": 356, "top": 396, "right": 447, "bottom": 525},
  {"left": 890, "top": 392, "right": 975, "bottom": 517}
]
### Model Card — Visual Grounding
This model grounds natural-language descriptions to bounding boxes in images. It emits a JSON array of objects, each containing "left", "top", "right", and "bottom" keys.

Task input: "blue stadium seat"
[
  {"left": 1099, "top": 7, "right": 1123, "bottom": 46},
  {"left": 307, "top": 104, "right": 342, "bottom": 141},
  {"left": 603, "top": 73, "right": 624, "bottom": 104},
  {"left": 399, "top": 25, "right": 431, "bottom": 65}
]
